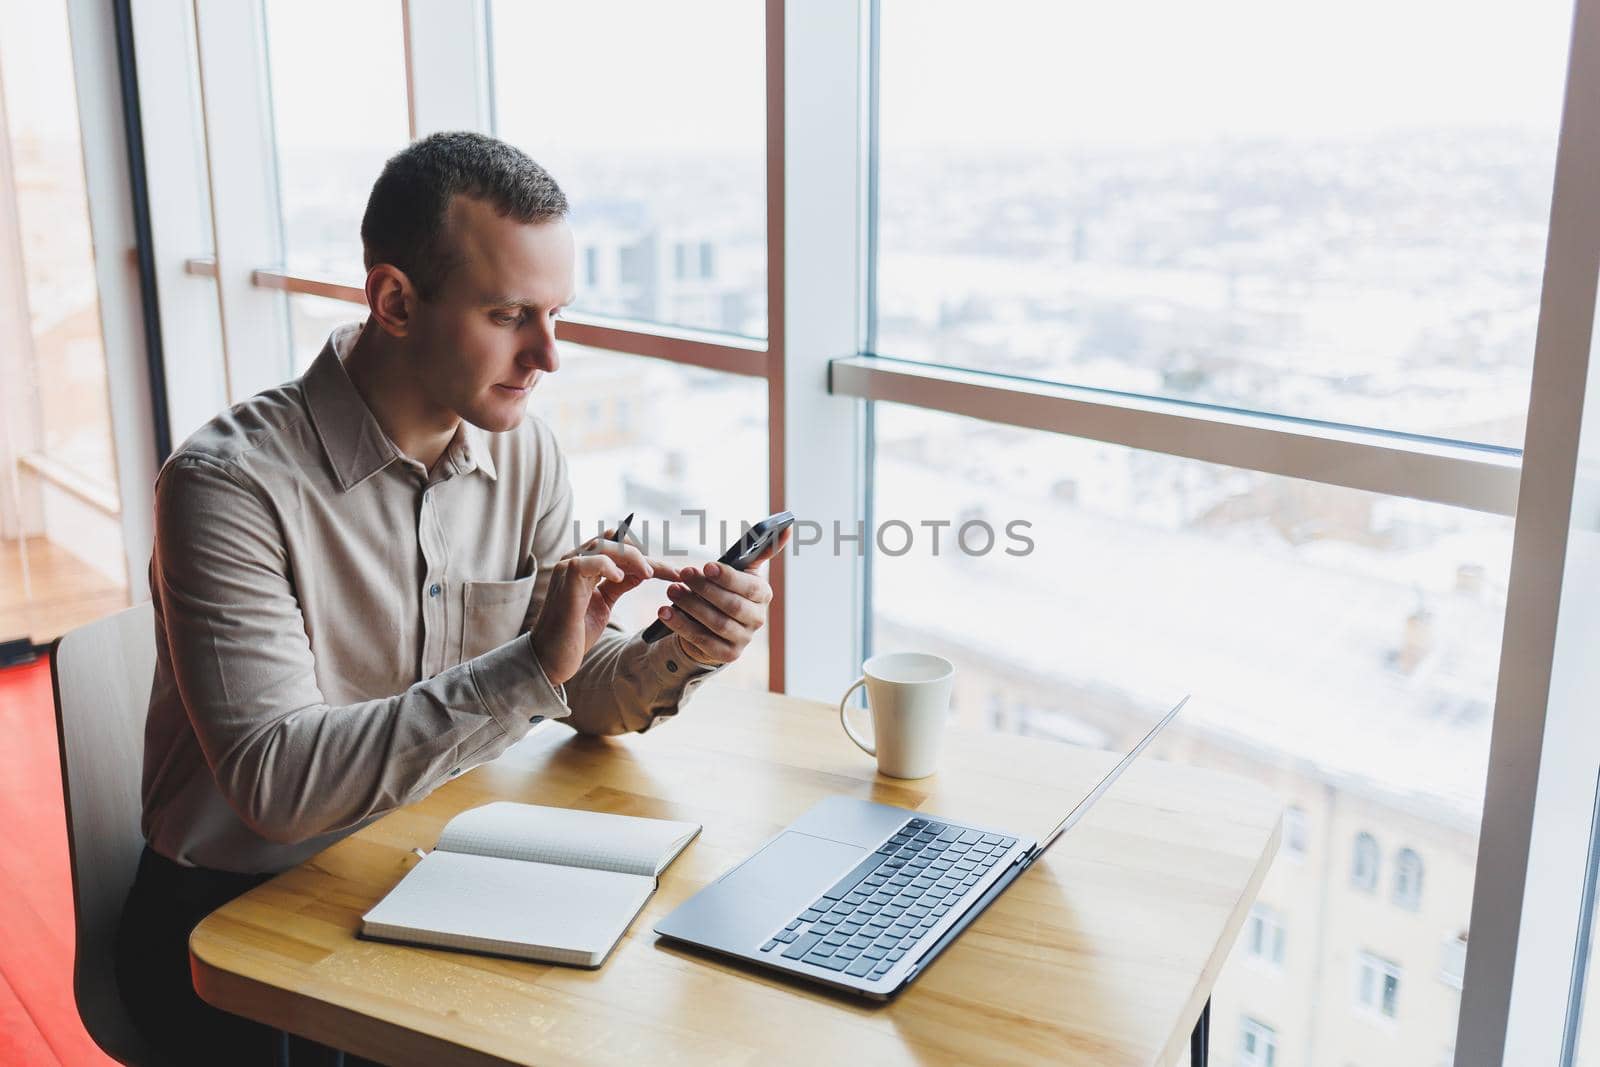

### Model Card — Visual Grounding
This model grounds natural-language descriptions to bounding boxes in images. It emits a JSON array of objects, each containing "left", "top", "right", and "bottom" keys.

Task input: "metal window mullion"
[
  {"left": 1458, "top": 0, "right": 1600, "bottom": 1060},
  {"left": 831, "top": 355, "right": 1521, "bottom": 515},
  {"left": 775, "top": 0, "right": 869, "bottom": 700},
  {"left": 403, "top": 0, "right": 491, "bottom": 137},
  {"left": 129, "top": 0, "right": 228, "bottom": 446},
  {"left": 192, "top": 0, "right": 290, "bottom": 403},
  {"left": 557, "top": 317, "right": 767, "bottom": 378}
]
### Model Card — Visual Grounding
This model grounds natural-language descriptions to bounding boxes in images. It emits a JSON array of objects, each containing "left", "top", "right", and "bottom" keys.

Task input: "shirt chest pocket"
[{"left": 461, "top": 574, "right": 538, "bottom": 661}]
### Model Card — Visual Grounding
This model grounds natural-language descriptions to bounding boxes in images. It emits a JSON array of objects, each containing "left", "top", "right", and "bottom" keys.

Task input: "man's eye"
[{"left": 493, "top": 312, "right": 524, "bottom": 326}]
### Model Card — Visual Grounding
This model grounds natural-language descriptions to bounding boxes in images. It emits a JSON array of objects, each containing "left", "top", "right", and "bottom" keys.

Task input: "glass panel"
[
  {"left": 870, "top": 402, "right": 1510, "bottom": 1063},
  {"left": 540, "top": 344, "right": 769, "bottom": 690},
  {"left": 0, "top": 0, "right": 130, "bottom": 642},
  {"left": 490, "top": 1, "right": 767, "bottom": 339},
  {"left": 264, "top": 0, "right": 409, "bottom": 281},
  {"left": 876, "top": 0, "right": 1572, "bottom": 447},
  {"left": 288, "top": 293, "right": 364, "bottom": 375}
]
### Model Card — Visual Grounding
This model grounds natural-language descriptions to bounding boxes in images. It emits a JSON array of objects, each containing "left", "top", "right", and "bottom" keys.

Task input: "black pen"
[{"left": 595, "top": 512, "right": 635, "bottom": 591}]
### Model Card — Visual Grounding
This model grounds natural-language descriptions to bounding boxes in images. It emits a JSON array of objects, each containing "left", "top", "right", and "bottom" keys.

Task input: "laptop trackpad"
[{"left": 655, "top": 831, "right": 865, "bottom": 953}]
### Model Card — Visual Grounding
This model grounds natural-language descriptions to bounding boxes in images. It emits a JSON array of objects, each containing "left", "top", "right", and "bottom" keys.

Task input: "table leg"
[{"left": 1189, "top": 997, "right": 1210, "bottom": 1067}]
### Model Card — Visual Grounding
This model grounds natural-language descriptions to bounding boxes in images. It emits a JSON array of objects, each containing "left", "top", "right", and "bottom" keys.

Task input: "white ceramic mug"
[{"left": 837, "top": 652, "right": 955, "bottom": 779}]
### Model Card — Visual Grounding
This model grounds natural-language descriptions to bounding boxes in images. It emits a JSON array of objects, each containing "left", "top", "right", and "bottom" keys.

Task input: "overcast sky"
[
  {"left": 1, "top": 0, "right": 1577, "bottom": 152},
  {"left": 266, "top": 0, "right": 1576, "bottom": 154}
]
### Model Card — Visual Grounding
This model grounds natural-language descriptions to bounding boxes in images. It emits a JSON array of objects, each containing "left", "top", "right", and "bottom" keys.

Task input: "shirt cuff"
[
  {"left": 634, "top": 634, "right": 722, "bottom": 733},
  {"left": 468, "top": 632, "right": 573, "bottom": 735}
]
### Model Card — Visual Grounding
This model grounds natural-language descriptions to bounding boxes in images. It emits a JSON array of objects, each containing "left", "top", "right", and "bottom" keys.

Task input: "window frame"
[
  {"left": 1395, "top": 847, "right": 1426, "bottom": 911},
  {"left": 1246, "top": 903, "right": 1286, "bottom": 969},
  {"left": 1352, "top": 832, "right": 1381, "bottom": 893},
  {"left": 1282, "top": 805, "right": 1309, "bottom": 860},
  {"left": 1357, "top": 950, "right": 1404, "bottom": 1021},
  {"left": 1239, "top": 1015, "right": 1279, "bottom": 1067}
]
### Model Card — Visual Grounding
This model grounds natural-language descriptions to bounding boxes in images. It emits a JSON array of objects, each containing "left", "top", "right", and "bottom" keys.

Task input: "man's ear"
[{"left": 365, "top": 264, "right": 416, "bottom": 337}]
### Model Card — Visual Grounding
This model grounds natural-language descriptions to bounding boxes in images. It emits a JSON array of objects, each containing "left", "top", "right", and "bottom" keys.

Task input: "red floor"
[{"left": 0, "top": 657, "right": 115, "bottom": 1065}]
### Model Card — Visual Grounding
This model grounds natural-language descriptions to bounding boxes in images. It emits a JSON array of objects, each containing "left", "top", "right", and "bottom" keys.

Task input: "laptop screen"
[{"left": 1035, "top": 695, "right": 1189, "bottom": 855}]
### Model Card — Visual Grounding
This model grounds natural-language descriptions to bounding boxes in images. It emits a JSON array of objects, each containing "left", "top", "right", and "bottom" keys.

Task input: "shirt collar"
[
  {"left": 438, "top": 420, "right": 498, "bottom": 482},
  {"left": 304, "top": 323, "right": 498, "bottom": 491}
]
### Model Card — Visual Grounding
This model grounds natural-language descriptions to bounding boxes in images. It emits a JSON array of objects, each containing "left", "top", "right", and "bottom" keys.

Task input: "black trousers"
[{"left": 114, "top": 845, "right": 371, "bottom": 1066}]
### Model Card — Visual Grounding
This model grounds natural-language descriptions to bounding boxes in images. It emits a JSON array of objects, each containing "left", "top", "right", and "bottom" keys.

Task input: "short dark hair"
[{"left": 360, "top": 131, "right": 568, "bottom": 300}]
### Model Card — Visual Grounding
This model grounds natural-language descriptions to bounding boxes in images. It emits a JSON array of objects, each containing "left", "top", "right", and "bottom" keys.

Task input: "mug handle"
[{"left": 838, "top": 676, "right": 875, "bottom": 756}]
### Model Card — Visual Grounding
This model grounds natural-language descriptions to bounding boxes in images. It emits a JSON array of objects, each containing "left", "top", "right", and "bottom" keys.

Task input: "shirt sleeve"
[
  {"left": 525, "top": 437, "right": 721, "bottom": 737},
  {"left": 153, "top": 455, "right": 569, "bottom": 845}
]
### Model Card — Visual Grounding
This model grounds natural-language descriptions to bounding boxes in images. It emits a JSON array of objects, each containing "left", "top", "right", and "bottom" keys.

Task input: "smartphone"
[{"left": 642, "top": 510, "right": 795, "bottom": 644}]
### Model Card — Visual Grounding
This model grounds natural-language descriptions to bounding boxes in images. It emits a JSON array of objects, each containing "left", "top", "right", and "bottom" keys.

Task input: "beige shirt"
[{"left": 142, "top": 324, "right": 715, "bottom": 873}]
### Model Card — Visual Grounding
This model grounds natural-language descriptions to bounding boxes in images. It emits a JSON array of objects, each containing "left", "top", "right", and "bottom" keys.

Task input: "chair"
[{"left": 50, "top": 600, "right": 164, "bottom": 1066}]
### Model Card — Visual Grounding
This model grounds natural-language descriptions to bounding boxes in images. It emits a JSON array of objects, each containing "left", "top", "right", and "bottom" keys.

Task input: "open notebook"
[{"left": 360, "top": 801, "right": 700, "bottom": 967}]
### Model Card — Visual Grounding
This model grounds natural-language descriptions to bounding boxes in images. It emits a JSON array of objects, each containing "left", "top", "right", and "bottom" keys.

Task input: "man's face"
[{"left": 406, "top": 195, "right": 576, "bottom": 433}]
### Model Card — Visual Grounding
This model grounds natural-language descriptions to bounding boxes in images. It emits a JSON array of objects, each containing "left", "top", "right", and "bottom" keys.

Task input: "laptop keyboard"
[{"left": 758, "top": 817, "right": 1017, "bottom": 980}]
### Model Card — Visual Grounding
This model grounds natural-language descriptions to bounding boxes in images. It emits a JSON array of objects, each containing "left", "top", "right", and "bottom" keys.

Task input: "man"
[{"left": 115, "top": 131, "right": 784, "bottom": 1065}]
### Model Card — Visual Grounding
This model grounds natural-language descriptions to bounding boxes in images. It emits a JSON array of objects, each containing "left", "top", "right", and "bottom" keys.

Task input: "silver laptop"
[{"left": 654, "top": 695, "right": 1188, "bottom": 999}]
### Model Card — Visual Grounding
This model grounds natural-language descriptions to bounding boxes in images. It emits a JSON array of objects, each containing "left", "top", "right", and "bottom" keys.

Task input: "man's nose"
[{"left": 521, "top": 322, "right": 560, "bottom": 373}]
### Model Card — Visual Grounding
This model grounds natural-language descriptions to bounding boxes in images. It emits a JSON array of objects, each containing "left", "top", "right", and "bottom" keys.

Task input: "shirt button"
[
  {"left": 449, "top": 767, "right": 461, "bottom": 777},
  {"left": 429, "top": 583, "right": 441, "bottom": 597},
  {"left": 666, "top": 660, "right": 679, "bottom": 673}
]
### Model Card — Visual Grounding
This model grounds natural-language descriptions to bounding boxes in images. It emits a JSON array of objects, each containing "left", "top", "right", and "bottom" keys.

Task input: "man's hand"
[
  {"left": 656, "top": 528, "right": 791, "bottom": 667},
  {"left": 531, "top": 529, "right": 682, "bottom": 686}
]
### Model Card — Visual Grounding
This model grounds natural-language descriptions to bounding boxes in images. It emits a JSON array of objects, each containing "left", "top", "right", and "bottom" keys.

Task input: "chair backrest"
[{"left": 50, "top": 600, "right": 161, "bottom": 1065}]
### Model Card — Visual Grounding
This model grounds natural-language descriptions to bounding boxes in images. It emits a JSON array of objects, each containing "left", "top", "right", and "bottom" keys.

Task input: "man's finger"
[
  {"left": 677, "top": 574, "right": 762, "bottom": 627},
  {"left": 656, "top": 604, "right": 735, "bottom": 662},
  {"left": 582, "top": 538, "right": 654, "bottom": 581},
  {"left": 664, "top": 584, "right": 743, "bottom": 641},
  {"left": 697, "top": 559, "right": 771, "bottom": 602},
  {"left": 564, "top": 553, "right": 627, "bottom": 585},
  {"left": 645, "top": 557, "right": 684, "bottom": 582}
]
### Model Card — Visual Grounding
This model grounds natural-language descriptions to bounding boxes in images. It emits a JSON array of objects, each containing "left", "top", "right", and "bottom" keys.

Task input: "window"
[
  {"left": 0, "top": 1, "right": 121, "bottom": 490},
  {"left": 867, "top": 404, "right": 1508, "bottom": 1059},
  {"left": 489, "top": 1, "right": 766, "bottom": 338},
  {"left": 1246, "top": 904, "right": 1286, "bottom": 968},
  {"left": 1239, "top": 1017, "right": 1278, "bottom": 1067},
  {"left": 1352, "top": 832, "right": 1380, "bottom": 892},
  {"left": 1357, "top": 952, "right": 1402, "bottom": 1019},
  {"left": 0, "top": 0, "right": 131, "bottom": 641},
  {"left": 288, "top": 294, "right": 364, "bottom": 375},
  {"left": 263, "top": 0, "right": 409, "bottom": 281},
  {"left": 538, "top": 344, "right": 769, "bottom": 692},
  {"left": 1283, "top": 805, "right": 1308, "bottom": 859},
  {"left": 876, "top": 0, "right": 1571, "bottom": 447},
  {"left": 1394, "top": 847, "right": 1425, "bottom": 911}
]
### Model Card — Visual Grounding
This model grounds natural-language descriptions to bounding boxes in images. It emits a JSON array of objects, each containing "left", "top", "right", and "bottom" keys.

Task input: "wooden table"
[{"left": 191, "top": 686, "right": 1280, "bottom": 1066}]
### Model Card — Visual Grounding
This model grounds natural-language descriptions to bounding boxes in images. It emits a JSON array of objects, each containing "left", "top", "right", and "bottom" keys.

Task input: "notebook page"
[
  {"left": 435, "top": 801, "right": 700, "bottom": 877},
  {"left": 361, "top": 851, "right": 655, "bottom": 966}
]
